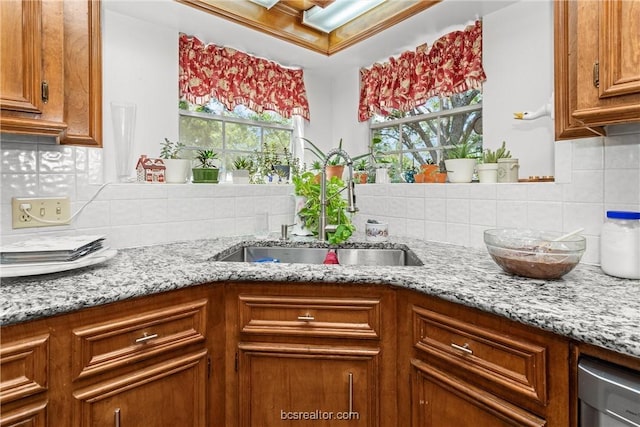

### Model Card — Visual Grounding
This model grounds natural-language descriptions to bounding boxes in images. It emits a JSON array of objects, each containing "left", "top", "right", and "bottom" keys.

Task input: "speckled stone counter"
[{"left": 1, "top": 235, "right": 638, "bottom": 359}]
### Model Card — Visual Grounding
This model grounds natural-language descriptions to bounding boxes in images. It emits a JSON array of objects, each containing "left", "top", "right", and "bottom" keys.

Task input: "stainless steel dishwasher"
[{"left": 578, "top": 357, "right": 640, "bottom": 427}]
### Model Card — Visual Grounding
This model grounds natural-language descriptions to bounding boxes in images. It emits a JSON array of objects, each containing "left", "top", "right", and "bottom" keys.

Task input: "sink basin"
[{"left": 215, "top": 246, "right": 422, "bottom": 266}]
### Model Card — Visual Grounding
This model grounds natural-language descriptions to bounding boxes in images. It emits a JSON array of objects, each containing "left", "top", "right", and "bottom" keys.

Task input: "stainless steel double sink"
[{"left": 215, "top": 245, "right": 422, "bottom": 267}]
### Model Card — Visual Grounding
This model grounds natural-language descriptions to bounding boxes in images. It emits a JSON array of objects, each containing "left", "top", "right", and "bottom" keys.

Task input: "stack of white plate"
[{"left": 0, "top": 235, "right": 117, "bottom": 278}]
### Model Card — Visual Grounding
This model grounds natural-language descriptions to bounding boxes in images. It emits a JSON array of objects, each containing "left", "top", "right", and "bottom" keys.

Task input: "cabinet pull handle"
[
  {"left": 114, "top": 408, "right": 121, "bottom": 427},
  {"left": 135, "top": 332, "right": 158, "bottom": 344},
  {"left": 451, "top": 342, "right": 473, "bottom": 355},
  {"left": 297, "top": 314, "right": 315, "bottom": 321},
  {"left": 593, "top": 62, "right": 599, "bottom": 88},
  {"left": 348, "top": 372, "right": 354, "bottom": 414},
  {"left": 41, "top": 81, "right": 49, "bottom": 103}
]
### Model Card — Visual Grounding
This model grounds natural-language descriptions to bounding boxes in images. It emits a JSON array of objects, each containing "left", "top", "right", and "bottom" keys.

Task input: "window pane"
[
  {"left": 226, "top": 123, "right": 261, "bottom": 151},
  {"left": 401, "top": 120, "right": 439, "bottom": 150},
  {"left": 442, "top": 89, "right": 482, "bottom": 110},
  {"left": 439, "top": 109, "right": 482, "bottom": 150},
  {"left": 263, "top": 128, "right": 292, "bottom": 153},
  {"left": 179, "top": 116, "right": 223, "bottom": 149}
]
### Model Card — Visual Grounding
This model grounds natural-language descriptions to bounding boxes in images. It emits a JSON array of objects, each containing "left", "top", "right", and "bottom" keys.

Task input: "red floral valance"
[
  {"left": 179, "top": 34, "right": 310, "bottom": 120},
  {"left": 358, "top": 20, "right": 486, "bottom": 122}
]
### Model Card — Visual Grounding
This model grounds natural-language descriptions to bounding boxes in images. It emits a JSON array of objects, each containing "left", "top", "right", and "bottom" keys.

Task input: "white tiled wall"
[
  {"left": 353, "top": 133, "right": 640, "bottom": 265},
  {"left": 2, "top": 133, "right": 639, "bottom": 264}
]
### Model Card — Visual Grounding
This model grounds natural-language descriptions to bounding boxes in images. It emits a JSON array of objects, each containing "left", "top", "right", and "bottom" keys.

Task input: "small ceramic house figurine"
[{"left": 136, "top": 155, "right": 166, "bottom": 183}]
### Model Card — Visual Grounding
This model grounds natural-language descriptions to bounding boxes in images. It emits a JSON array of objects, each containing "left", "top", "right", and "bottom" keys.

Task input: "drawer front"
[
  {"left": 0, "top": 335, "right": 49, "bottom": 404},
  {"left": 72, "top": 299, "right": 207, "bottom": 380},
  {"left": 412, "top": 305, "right": 547, "bottom": 404},
  {"left": 239, "top": 295, "right": 381, "bottom": 339}
]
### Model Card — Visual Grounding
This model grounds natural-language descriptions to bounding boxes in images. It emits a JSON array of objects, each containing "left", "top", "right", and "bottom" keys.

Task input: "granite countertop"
[{"left": 1, "top": 235, "right": 638, "bottom": 359}]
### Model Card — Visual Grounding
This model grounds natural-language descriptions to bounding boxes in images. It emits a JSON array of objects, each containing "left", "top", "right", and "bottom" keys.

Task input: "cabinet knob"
[
  {"left": 134, "top": 332, "right": 159, "bottom": 344},
  {"left": 450, "top": 342, "right": 473, "bottom": 355}
]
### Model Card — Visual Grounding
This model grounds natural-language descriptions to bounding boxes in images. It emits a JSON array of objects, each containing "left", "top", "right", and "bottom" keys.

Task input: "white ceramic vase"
[
  {"left": 163, "top": 159, "right": 191, "bottom": 183},
  {"left": 476, "top": 163, "right": 498, "bottom": 183},
  {"left": 232, "top": 170, "right": 250, "bottom": 184},
  {"left": 444, "top": 159, "right": 477, "bottom": 183},
  {"left": 497, "top": 158, "right": 520, "bottom": 183}
]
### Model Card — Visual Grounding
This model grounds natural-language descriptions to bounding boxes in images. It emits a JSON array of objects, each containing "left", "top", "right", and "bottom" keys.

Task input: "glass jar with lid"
[{"left": 600, "top": 211, "right": 640, "bottom": 279}]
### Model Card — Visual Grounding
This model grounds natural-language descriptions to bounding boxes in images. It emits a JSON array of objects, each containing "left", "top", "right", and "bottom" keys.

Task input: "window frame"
[{"left": 369, "top": 95, "right": 483, "bottom": 180}]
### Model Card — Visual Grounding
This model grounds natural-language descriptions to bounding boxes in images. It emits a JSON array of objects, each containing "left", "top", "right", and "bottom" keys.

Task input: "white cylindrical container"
[{"left": 600, "top": 211, "right": 640, "bottom": 279}]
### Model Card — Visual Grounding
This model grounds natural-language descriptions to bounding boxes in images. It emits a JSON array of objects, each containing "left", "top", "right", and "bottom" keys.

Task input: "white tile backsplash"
[{"left": 1, "top": 136, "right": 639, "bottom": 267}]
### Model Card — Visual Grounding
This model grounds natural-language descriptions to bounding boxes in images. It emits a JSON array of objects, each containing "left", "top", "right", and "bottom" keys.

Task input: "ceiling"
[{"left": 175, "top": 0, "right": 442, "bottom": 55}]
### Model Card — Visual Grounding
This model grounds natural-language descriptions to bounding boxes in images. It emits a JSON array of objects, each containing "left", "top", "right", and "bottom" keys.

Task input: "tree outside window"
[{"left": 370, "top": 89, "right": 482, "bottom": 182}]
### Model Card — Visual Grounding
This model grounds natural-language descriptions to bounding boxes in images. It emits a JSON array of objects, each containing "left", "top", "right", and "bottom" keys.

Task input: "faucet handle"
[{"left": 280, "top": 223, "right": 295, "bottom": 240}]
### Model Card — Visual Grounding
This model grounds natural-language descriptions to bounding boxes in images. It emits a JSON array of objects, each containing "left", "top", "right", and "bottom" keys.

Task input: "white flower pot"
[
  {"left": 476, "top": 163, "right": 498, "bottom": 183},
  {"left": 232, "top": 170, "right": 250, "bottom": 184},
  {"left": 163, "top": 159, "right": 191, "bottom": 183},
  {"left": 444, "top": 159, "right": 477, "bottom": 183}
]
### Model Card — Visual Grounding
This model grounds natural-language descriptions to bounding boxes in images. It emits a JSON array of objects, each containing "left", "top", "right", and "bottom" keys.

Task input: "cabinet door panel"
[
  {"left": 0, "top": 399, "right": 48, "bottom": 427},
  {"left": 0, "top": 0, "right": 43, "bottom": 114},
  {"left": 572, "top": 0, "right": 640, "bottom": 126},
  {"left": 599, "top": 0, "right": 640, "bottom": 98},
  {"left": 239, "top": 342, "right": 379, "bottom": 427},
  {"left": 410, "top": 359, "right": 546, "bottom": 427},
  {"left": 73, "top": 350, "right": 208, "bottom": 427}
]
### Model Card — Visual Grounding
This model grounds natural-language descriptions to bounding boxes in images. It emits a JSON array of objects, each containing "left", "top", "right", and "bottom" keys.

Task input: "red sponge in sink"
[{"left": 323, "top": 250, "right": 339, "bottom": 264}]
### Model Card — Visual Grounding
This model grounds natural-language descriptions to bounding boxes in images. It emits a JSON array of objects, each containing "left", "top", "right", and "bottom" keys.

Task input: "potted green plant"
[
  {"left": 478, "top": 141, "right": 511, "bottom": 183},
  {"left": 303, "top": 137, "right": 345, "bottom": 180},
  {"left": 443, "top": 141, "right": 480, "bottom": 183},
  {"left": 354, "top": 158, "right": 369, "bottom": 184},
  {"left": 160, "top": 138, "right": 191, "bottom": 183},
  {"left": 232, "top": 156, "right": 252, "bottom": 184},
  {"left": 192, "top": 149, "right": 219, "bottom": 183},
  {"left": 292, "top": 171, "right": 355, "bottom": 244}
]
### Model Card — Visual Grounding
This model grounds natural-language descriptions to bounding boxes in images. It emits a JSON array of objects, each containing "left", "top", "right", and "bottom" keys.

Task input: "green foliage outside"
[{"left": 293, "top": 172, "right": 355, "bottom": 245}]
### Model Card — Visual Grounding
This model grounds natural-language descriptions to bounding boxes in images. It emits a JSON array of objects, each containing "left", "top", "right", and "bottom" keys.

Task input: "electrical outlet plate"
[{"left": 11, "top": 197, "right": 71, "bottom": 229}]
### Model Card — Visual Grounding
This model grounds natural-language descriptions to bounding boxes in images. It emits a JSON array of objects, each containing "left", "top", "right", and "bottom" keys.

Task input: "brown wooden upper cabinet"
[
  {"left": 555, "top": 0, "right": 640, "bottom": 140},
  {"left": 0, "top": 0, "right": 102, "bottom": 146}
]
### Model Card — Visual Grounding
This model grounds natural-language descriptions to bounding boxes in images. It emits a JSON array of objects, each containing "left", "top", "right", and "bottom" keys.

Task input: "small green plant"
[
  {"left": 355, "top": 158, "right": 369, "bottom": 171},
  {"left": 310, "top": 160, "right": 323, "bottom": 172},
  {"left": 160, "top": 138, "right": 186, "bottom": 159},
  {"left": 446, "top": 141, "right": 480, "bottom": 160},
  {"left": 194, "top": 149, "right": 218, "bottom": 168},
  {"left": 233, "top": 156, "right": 253, "bottom": 170},
  {"left": 482, "top": 141, "right": 511, "bottom": 163},
  {"left": 292, "top": 171, "right": 355, "bottom": 245}
]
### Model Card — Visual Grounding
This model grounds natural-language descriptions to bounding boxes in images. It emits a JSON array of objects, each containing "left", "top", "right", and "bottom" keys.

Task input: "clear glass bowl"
[{"left": 484, "top": 229, "right": 586, "bottom": 280}]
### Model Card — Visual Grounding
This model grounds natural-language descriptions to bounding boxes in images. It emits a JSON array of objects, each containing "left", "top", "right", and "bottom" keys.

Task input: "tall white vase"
[{"left": 111, "top": 102, "right": 136, "bottom": 182}]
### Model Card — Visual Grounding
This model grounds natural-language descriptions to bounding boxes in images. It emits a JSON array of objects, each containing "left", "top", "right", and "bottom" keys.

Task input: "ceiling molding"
[{"left": 176, "top": 0, "right": 442, "bottom": 56}]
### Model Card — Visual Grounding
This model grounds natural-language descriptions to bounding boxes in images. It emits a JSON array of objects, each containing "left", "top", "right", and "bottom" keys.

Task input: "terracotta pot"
[
  {"left": 420, "top": 164, "right": 439, "bottom": 182},
  {"left": 434, "top": 172, "right": 447, "bottom": 183},
  {"left": 354, "top": 171, "right": 368, "bottom": 184},
  {"left": 325, "top": 165, "right": 344, "bottom": 180},
  {"left": 415, "top": 173, "right": 426, "bottom": 183}
]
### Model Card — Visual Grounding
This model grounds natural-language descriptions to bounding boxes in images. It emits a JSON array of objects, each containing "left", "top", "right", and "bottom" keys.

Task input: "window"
[
  {"left": 178, "top": 100, "right": 295, "bottom": 182},
  {"left": 370, "top": 89, "right": 482, "bottom": 182}
]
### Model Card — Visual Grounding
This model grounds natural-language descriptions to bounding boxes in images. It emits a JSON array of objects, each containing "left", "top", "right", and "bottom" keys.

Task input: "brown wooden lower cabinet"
[
  {"left": 3, "top": 281, "right": 638, "bottom": 426},
  {"left": 72, "top": 350, "right": 208, "bottom": 427},
  {"left": 410, "top": 359, "right": 546, "bottom": 427},
  {"left": 238, "top": 342, "right": 379, "bottom": 426}
]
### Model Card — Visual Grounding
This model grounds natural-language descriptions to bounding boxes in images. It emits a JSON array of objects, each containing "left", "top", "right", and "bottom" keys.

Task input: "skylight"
[{"left": 303, "top": 0, "right": 387, "bottom": 33}]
